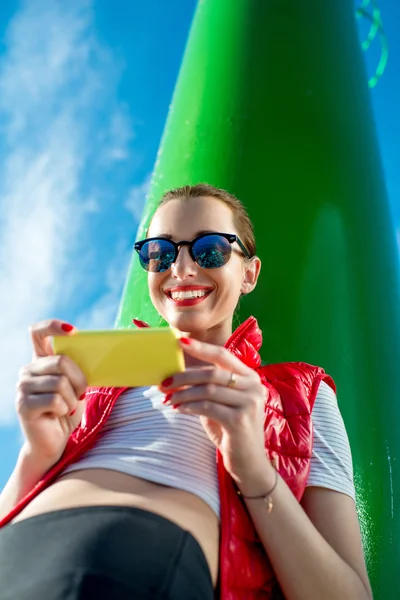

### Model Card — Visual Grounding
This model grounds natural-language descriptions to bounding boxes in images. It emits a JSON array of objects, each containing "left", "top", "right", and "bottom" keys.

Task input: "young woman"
[{"left": 0, "top": 184, "right": 372, "bottom": 600}]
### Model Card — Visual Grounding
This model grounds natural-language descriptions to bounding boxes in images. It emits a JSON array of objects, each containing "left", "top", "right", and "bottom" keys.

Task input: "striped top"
[
  {"left": 307, "top": 380, "right": 355, "bottom": 500},
  {"left": 63, "top": 379, "right": 355, "bottom": 517}
]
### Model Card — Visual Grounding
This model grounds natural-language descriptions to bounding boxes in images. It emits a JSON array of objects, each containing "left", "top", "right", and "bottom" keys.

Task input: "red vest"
[{"left": 0, "top": 317, "right": 335, "bottom": 599}]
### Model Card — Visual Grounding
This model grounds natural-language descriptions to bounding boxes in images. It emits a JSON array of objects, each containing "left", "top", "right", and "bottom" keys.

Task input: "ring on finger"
[{"left": 227, "top": 372, "right": 237, "bottom": 388}]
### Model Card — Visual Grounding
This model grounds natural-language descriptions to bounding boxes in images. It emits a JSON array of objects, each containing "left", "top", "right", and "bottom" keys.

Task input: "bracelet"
[{"left": 237, "top": 468, "right": 279, "bottom": 513}]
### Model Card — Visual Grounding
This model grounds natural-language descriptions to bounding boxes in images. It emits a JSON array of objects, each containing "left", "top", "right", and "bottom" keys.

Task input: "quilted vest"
[{"left": 0, "top": 316, "right": 335, "bottom": 599}]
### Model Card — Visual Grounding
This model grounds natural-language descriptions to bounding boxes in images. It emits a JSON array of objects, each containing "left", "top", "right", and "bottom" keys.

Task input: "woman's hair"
[{"left": 157, "top": 183, "right": 256, "bottom": 257}]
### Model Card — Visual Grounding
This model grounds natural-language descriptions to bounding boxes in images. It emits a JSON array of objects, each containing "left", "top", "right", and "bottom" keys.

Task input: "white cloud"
[
  {"left": 81, "top": 196, "right": 101, "bottom": 214},
  {"left": 125, "top": 174, "right": 152, "bottom": 222},
  {"left": 0, "top": 0, "right": 136, "bottom": 424},
  {"left": 102, "top": 105, "right": 135, "bottom": 163}
]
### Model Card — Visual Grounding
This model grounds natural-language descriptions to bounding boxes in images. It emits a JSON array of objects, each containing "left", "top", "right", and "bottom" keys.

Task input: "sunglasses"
[{"left": 134, "top": 232, "right": 250, "bottom": 273}]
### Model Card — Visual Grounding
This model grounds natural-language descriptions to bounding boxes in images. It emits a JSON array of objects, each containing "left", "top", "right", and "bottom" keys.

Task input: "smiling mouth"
[{"left": 165, "top": 288, "right": 213, "bottom": 305}]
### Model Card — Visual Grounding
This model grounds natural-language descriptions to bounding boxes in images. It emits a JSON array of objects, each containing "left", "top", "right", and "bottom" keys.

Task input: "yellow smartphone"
[{"left": 53, "top": 327, "right": 185, "bottom": 388}]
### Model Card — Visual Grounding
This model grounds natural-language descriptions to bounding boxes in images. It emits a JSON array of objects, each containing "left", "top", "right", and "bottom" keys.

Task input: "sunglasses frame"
[{"left": 134, "top": 231, "right": 251, "bottom": 272}]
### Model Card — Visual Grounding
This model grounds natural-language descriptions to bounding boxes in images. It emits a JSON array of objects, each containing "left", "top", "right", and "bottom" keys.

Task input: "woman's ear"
[{"left": 241, "top": 256, "right": 261, "bottom": 295}]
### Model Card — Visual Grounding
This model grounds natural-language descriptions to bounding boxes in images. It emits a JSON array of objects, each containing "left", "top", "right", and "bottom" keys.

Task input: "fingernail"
[
  {"left": 180, "top": 337, "right": 192, "bottom": 345},
  {"left": 161, "top": 377, "right": 173, "bottom": 388},
  {"left": 171, "top": 404, "right": 180, "bottom": 410},
  {"left": 61, "top": 323, "right": 74, "bottom": 332},
  {"left": 132, "top": 318, "right": 150, "bottom": 328},
  {"left": 79, "top": 393, "right": 86, "bottom": 400},
  {"left": 69, "top": 408, "right": 77, "bottom": 416},
  {"left": 162, "top": 393, "right": 173, "bottom": 404}
]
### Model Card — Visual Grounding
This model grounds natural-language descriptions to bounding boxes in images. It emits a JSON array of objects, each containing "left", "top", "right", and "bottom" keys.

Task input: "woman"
[{"left": 0, "top": 184, "right": 372, "bottom": 599}]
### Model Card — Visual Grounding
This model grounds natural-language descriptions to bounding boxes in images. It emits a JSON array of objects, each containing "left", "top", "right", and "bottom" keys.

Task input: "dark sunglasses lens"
[
  {"left": 138, "top": 240, "right": 175, "bottom": 272},
  {"left": 192, "top": 235, "right": 231, "bottom": 269}
]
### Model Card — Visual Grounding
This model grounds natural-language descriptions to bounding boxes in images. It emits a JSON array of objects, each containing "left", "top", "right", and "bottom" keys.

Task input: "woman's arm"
[
  {"left": 0, "top": 320, "right": 87, "bottom": 522},
  {"left": 242, "top": 380, "right": 371, "bottom": 600},
  {"left": 242, "top": 470, "right": 372, "bottom": 600},
  {"left": 0, "top": 444, "right": 54, "bottom": 520}
]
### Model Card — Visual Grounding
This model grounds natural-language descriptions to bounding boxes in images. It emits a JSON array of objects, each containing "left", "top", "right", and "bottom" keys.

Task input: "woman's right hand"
[{"left": 15, "top": 320, "right": 88, "bottom": 467}]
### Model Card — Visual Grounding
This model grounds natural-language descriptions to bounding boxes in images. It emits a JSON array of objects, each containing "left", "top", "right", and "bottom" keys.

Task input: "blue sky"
[{"left": 0, "top": 0, "right": 398, "bottom": 489}]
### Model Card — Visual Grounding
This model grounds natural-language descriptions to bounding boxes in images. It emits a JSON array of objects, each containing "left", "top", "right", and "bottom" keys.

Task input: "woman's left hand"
[{"left": 159, "top": 337, "right": 273, "bottom": 489}]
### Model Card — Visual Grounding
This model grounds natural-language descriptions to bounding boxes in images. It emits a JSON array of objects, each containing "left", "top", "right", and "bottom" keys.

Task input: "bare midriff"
[{"left": 12, "top": 468, "right": 220, "bottom": 586}]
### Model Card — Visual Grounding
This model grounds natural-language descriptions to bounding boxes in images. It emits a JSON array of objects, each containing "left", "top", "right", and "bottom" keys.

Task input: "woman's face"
[{"left": 146, "top": 196, "right": 260, "bottom": 342}]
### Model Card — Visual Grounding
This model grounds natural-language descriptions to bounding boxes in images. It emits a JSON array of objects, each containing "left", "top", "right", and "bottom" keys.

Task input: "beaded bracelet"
[{"left": 237, "top": 468, "right": 279, "bottom": 513}]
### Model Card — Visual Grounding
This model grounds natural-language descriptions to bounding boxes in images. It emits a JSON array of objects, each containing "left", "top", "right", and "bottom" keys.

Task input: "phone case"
[{"left": 53, "top": 328, "right": 185, "bottom": 387}]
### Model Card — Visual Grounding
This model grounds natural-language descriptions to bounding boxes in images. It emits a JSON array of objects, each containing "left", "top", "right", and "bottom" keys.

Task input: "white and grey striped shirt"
[{"left": 63, "top": 379, "right": 355, "bottom": 517}]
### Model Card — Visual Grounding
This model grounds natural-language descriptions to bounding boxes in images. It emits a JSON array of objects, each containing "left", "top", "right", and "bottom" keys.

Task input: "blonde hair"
[{"left": 157, "top": 183, "right": 256, "bottom": 257}]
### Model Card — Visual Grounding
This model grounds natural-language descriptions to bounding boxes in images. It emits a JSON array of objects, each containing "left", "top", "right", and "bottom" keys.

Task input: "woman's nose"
[{"left": 170, "top": 246, "right": 198, "bottom": 278}]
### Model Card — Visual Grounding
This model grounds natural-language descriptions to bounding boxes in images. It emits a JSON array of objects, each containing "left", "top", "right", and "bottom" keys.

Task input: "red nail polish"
[
  {"left": 61, "top": 323, "right": 74, "bottom": 332},
  {"left": 171, "top": 404, "right": 180, "bottom": 409},
  {"left": 180, "top": 337, "right": 192, "bottom": 345},
  {"left": 161, "top": 377, "right": 173, "bottom": 388},
  {"left": 162, "top": 393, "right": 173, "bottom": 404},
  {"left": 69, "top": 408, "right": 77, "bottom": 416},
  {"left": 79, "top": 393, "right": 86, "bottom": 400},
  {"left": 132, "top": 318, "right": 150, "bottom": 328}
]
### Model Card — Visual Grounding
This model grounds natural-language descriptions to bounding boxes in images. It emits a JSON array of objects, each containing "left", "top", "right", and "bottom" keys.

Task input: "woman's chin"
[{"left": 166, "top": 311, "right": 209, "bottom": 334}]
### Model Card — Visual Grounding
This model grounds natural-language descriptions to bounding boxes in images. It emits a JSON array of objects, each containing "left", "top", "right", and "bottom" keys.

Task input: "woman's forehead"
[{"left": 148, "top": 196, "right": 235, "bottom": 238}]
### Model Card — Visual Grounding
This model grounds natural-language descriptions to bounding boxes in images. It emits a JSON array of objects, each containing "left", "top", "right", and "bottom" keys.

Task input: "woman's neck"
[
  {"left": 182, "top": 320, "right": 234, "bottom": 367},
  {"left": 190, "top": 321, "right": 233, "bottom": 346}
]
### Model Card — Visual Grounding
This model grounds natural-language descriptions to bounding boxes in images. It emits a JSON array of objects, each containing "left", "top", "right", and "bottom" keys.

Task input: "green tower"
[{"left": 116, "top": 1, "right": 400, "bottom": 595}]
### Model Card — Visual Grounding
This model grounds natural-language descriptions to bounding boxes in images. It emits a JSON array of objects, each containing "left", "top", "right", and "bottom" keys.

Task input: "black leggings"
[{"left": 0, "top": 506, "right": 214, "bottom": 600}]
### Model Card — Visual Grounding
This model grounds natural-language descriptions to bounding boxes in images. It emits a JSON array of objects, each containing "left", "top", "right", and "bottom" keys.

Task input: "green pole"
[{"left": 116, "top": 1, "right": 400, "bottom": 594}]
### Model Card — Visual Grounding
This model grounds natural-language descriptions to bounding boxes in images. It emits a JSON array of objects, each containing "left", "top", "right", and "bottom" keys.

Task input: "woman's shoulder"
[{"left": 258, "top": 360, "right": 330, "bottom": 385}]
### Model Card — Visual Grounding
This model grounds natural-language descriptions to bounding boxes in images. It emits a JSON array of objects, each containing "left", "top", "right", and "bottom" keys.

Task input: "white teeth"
[{"left": 170, "top": 290, "right": 209, "bottom": 300}]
